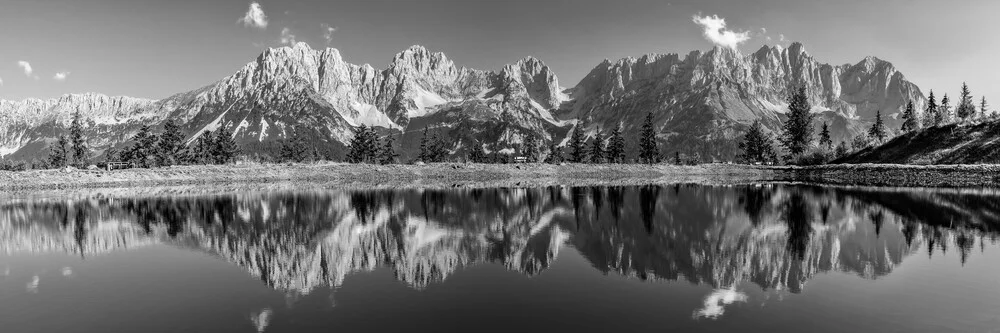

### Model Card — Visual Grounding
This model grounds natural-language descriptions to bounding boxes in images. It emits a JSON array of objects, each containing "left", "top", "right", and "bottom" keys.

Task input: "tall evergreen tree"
[
  {"left": 923, "top": 90, "right": 939, "bottom": 128},
  {"left": 544, "top": 143, "right": 563, "bottom": 164},
  {"left": 738, "top": 120, "right": 777, "bottom": 164},
  {"left": 47, "top": 135, "right": 69, "bottom": 168},
  {"left": 379, "top": 134, "right": 399, "bottom": 165},
  {"left": 819, "top": 122, "right": 833, "bottom": 149},
  {"left": 780, "top": 86, "right": 815, "bottom": 157},
  {"left": 589, "top": 128, "right": 606, "bottom": 164},
  {"left": 428, "top": 132, "right": 448, "bottom": 162},
  {"left": 418, "top": 127, "right": 430, "bottom": 162},
  {"left": 280, "top": 130, "right": 312, "bottom": 162},
  {"left": 868, "top": 110, "right": 886, "bottom": 143},
  {"left": 124, "top": 125, "right": 158, "bottom": 167},
  {"left": 69, "top": 110, "right": 89, "bottom": 166},
  {"left": 568, "top": 125, "right": 588, "bottom": 163},
  {"left": 981, "top": 97, "right": 991, "bottom": 119},
  {"left": 468, "top": 140, "right": 488, "bottom": 163},
  {"left": 189, "top": 130, "right": 215, "bottom": 165},
  {"left": 638, "top": 112, "right": 660, "bottom": 163},
  {"left": 939, "top": 94, "right": 952, "bottom": 125},
  {"left": 213, "top": 124, "right": 239, "bottom": 164},
  {"left": 956, "top": 82, "right": 975, "bottom": 122},
  {"left": 156, "top": 119, "right": 185, "bottom": 166},
  {"left": 346, "top": 125, "right": 378, "bottom": 163},
  {"left": 900, "top": 101, "right": 919, "bottom": 132},
  {"left": 522, "top": 133, "right": 539, "bottom": 162},
  {"left": 835, "top": 141, "right": 849, "bottom": 158},
  {"left": 606, "top": 124, "right": 626, "bottom": 163}
]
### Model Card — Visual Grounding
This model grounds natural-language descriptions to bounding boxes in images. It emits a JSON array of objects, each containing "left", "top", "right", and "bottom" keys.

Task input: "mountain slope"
[{"left": 834, "top": 121, "right": 1000, "bottom": 164}]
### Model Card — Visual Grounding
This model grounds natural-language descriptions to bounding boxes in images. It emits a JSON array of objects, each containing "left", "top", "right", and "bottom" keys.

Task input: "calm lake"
[{"left": 2, "top": 184, "right": 999, "bottom": 333}]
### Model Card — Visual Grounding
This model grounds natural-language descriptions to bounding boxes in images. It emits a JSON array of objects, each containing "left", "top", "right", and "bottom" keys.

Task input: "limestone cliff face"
[{"left": 0, "top": 42, "right": 922, "bottom": 161}]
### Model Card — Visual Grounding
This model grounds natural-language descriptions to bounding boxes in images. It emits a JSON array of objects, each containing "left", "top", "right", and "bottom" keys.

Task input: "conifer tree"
[
  {"left": 379, "top": 134, "right": 399, "bottom": 165},
  {"left": 418, "top": 127, "right": 430, "bottom": 162},
  {"left": 835, "top": 141, "right": 849, "bottom": 158},
  {"left": 956, "top": 82, "right": 975, "bottom": 122},
  {"left": 589, "top": 128, "right": 605, "bottom": 164},
  {"left": 900, "top": 101, "right": 918, "bottom": 132},
  {"left": 190, "top": 130, "right": 215, "bottom": 165},
  {"left": 124, "top": 125, "right": 158, "bottom": 167},
  {"left": 868, "top": 110, "right": 886, "bottom": 143},
  {"left": 281, "top": 130, "right": 312, "bottom": 162},
  {"left": 522, "top": 133, "right": 538, "bottom": 162},
  {"left": 346, "top": 125, "right": 378, "bottom": 163},
  {"left": 47, "top": 135, "right": 69, "bottom": 168},
  {"left": 606, "top": 124, "right": 626, "bottom": 163},
  {"left": 638, "top": 112, "right": 660, "bottom": 163},
  {"left": 819, "top": 122, "right": 833, "bottom": 149},
  {"left": 939, "top": 94, "right": 952, "bottom": 125},
  {"left": 69, "top": 110, "right": 89, "bottom": 166},
  {"left": 213, "top": 124, "right": 239, "bottom": 164},
  {"left": 468, "top": 140, "right": 488, "bottom": 163},
  {"left": 981, "top": 97, "right": 991, "bottom": 119},
  {"left": 568, "top": 125, "right": 587, "bottom": 163},
  {"left": 544, "top": 143, "right": 563, "bottom": 164},
  {"left": 156, "top": 119, "right": 185, "bottom": 166},
  {"left": 428, "top": 132, "right": 448, "bottom": 162},
  {"left": 738, "top": 120, "right": 777, "bottom": 164},
  {"left": 780, "top": 86, "right": 815, "bottom": 157},
  {"left": 924, "top": 91, "right": 938, "bottom": 128}
]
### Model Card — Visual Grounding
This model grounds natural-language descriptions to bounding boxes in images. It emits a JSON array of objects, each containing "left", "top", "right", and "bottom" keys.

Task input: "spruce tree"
[
  {"left": 281, "top": 130, "right": 311, "bottom": 162},
  {"left": 589, "top": 128, "right": 605, "bottom": 164},
  {"left": 468, "top": 140, "right": 487, "bottom": 163},
  {"left": 190, "top": 130, "right": 215, "bottom": 165},
  {"left": 47, "top": 135, "right": 69, "bottom": 168},
  {"left": 868, "top": 110, "right": 886, "bottom": 143},
  {"left": 835, "top": 141, "right": 849, "bottom": 158},
  {"left": 156, "top": 119, "right": 185, "bottom": 166},
  {"left": 379, "top": 134, "right": 399, "bottom": 165},
  {"left": 923, "top": 91, "right": 938, "bottom": 128},
  {"left": 213, "top": 124, "right": 239, "bottom": 164},
  {"left": 780, "top": 86, "right": 815, "bottom": 157},
  {"left": 427, "top": 132, "right": 448, "bottom": 162},
  {"left": 900, "top": 101, "right": 918, "bottom": 132},
  {"left": 956, "top": 82, "right": 975, "bottom": 122},
  {"left": 738, "top": 120, "right": 777, "bottom": 164},
  {"left": 981, "top": 97, "right": 991, "bottom": 119},
  {"left": 418, "top": 127, "right": 430, "bottom": 162},
  {"left": 568, "top": 125, "right": 587, "bottom": 163},
  {"left": 606, "top": 124, "right": 626, "bottom": 163},
  {"left": 638, "top": 112, "right": 660, "bottom": 163},
  {"left": 69, "top": 110, "right": 89, "bottom": 166},
  {"left": 939, "top": 94, "right": 951, "bottom": 125},
  {"left": 124, "top": 125, "right": 158, "bottom": 167},
  {"left": 522, "top": 133, "right": 538, "bottom": 162},
  {"left": 819, "top": 122, "right": 833, "bottom": 149},
  {"left": 544, "top": 143, "right": 562, "bottom": 164}
]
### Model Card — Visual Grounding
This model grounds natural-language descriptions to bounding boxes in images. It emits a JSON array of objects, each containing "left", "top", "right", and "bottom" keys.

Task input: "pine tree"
[
  {"left": 418, "top": 127, "right": 430, "bottom": 162},
  {"left": 280, "top": 130, "right": 312, "bottom": 162},
  {"left": 981, "top": 97, "right": 990, "bottom": 120},
  {"left": 638, "top": 112, "right": 660, "bottom": 163},
  {"left": 190, "top": 130, "right": 215, "bottom": 165},
  {"left": 819, "top": 122, "right": 833, "bottom": 149},
  {"left": 522, "top": 133, "right": 538, "bottom": 162},
  {"left": 124, "top": 125, "right": 158, "bottom": 167},
  {"left": 69, "top": 110, "right": 89, "bottom": 167},
  {"left": 606, "top": 124, "right": 626, "bottom": 163},
  {"left": 956, "top": 82, "right": 975, "bottom": 122},
  {"left": 589, "top": 128, "right": 605, "bottom": 164},
  {"left": 47, "top": 135, "right": 69, "bottom": 168},
  {"left": 428, "top": 132, "right": 448, "bottom": 162},
  {"left": 468, "top": 141, "right": 488, "bottom": 163},
  {"left": 738, "top": 120, "right": 777, "bottom": 164},
  {"left": 780, "top": 86, "right": 815, "bottom": 157},
  {"left": 213, "top": 124, "right": 239, "bottom": 164},
  {"left": 939, "top": 94, "right": 952, "bottom": 125},
  {"left": 379, "top": 134, "right": 399, "bottom": 165},
  {"left": 900, "top": 101, "right": 918, "bottom": 132},
  {"left": 568, "top": 125, "right": 587, "bottom": 163},
  {"left": 346, "top": 125, "right": 381, "bottom": 163},
  {"left": 544, "top": 143, "right": 563, "bottom": 164},
  {"left": 156, "top": 119, "right": 185, "bottom": 166},
  {"left": 868, "top": 109, "right": 886, "bottom": 143},
  {"left": 835, "top": 141, "right": 849, "bottom": 158},
  {"left": 923, "top": 90, "right": 938, "bottom": 128}
]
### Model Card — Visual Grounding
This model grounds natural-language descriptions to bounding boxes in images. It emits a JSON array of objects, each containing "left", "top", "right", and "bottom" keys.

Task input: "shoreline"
[{"left": 1, "top": 163, "right": 998, "bottom": 196}]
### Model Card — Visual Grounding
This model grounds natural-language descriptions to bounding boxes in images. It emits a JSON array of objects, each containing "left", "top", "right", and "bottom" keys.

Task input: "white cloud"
[
  {"left": 321, "top": 23, "right": 337, "bottom": 44},
  {"left": 239, "top": 2, "right": 268, "bottom": 29},
  {"left": 54, "top": 72, "right": 70, "bottom": 81},
  {"left": 693, "top": 288, "right": 748, "bottom": 319},
  {"left": 692, "top": 14, "right": 751, "bottom": 49},
  {"left": 17, "top": 61, "right": 33, "bottom": 76},
  {"left": 280, "top": 27, "right": 297, "bottom": 45}
]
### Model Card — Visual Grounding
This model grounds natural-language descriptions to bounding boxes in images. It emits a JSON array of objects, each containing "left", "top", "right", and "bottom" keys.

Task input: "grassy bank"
[{"left": 1, "top": 162, "right": 998, "bottom": 193}]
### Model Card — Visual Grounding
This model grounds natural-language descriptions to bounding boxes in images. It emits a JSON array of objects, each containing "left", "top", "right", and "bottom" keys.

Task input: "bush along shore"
[{"left": 2, "top": 162, "right": 1000, "bottom": 191}]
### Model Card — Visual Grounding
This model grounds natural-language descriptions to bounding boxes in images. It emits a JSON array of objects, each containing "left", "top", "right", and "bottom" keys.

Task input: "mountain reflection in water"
[{"left": 2, "top": 184, "right": 999, "bottom": 331}]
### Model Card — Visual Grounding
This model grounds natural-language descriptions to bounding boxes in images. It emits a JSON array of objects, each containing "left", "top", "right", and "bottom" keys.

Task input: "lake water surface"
[{"left": 2, "top": 184, "right": 999, "bottom": 332}]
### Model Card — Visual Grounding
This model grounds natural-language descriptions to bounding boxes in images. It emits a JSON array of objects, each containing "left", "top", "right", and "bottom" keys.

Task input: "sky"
[{"left": 0, "top": 0, "right": 997, "bottom": 106}]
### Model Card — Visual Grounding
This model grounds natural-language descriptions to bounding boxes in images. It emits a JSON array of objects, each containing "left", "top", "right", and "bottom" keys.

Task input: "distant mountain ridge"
[{"left": 0, "top": 42, "right": 925, "bottom": 162}]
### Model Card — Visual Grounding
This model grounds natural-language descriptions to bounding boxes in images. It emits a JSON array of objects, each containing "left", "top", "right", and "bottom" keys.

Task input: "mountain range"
[{"left": 0, "top": 42, "right": 926, "bottom": 162}]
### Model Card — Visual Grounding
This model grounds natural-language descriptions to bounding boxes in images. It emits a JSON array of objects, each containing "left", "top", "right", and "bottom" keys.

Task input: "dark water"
[{"left": 2, "top": 184, "right": 1000, "bottom": 333}]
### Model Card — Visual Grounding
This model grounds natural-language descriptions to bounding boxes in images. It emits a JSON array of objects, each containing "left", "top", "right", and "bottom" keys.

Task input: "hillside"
[{"left": 834, "top": 120, "right": 1000, "bottom": 164}]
